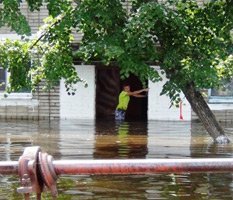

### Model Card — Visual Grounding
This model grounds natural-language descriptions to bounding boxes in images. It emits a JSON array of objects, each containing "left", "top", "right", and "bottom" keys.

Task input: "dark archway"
[
  {"left": 121, "top": 74, "right": 148, "bottom": 121},
  {"left": 95, "top": 66, "right": 148, "bottom": 121}
]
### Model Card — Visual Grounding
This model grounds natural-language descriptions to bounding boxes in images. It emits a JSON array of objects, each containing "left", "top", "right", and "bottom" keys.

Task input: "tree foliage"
[
  {"left": 125, "top": 0, "right": 233, "bottom": 104},
  {"left": 77, "top": 0, "right": 233, "bottom": 105},
  {"left": 0, "top": 0, "right": 232, "bottom": 98},
  {"left": 0, "top": 0, "right": 82, "bottom": 93},
  {"left": 0, "top": 39, "right": 31, "bottom": 92},
  {"left": 76, "top": 0, "right": 126, "bottom": 63}
]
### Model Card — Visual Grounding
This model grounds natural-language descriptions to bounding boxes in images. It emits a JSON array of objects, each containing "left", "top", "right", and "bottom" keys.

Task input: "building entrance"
[{"left": 95, "top": 66, "right": 148, "bottom": 121}]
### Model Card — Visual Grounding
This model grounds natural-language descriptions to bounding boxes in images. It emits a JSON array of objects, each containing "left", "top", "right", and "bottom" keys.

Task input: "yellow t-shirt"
[{"left": 116, "top": 91, "right": 130, "bottom": 110}]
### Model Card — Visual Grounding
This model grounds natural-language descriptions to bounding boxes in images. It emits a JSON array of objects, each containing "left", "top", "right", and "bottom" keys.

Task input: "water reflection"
[
  {"left": 190, "top": 122, "right": 233, "bottom": 157},
  {"left": 189, "top": 122, "right": 233, "bottom": 200},
  {"left": 0, "top": 119, "right": 232, "bottom": 199},
  {"left": 58, "top": 119, "right": 95, "bottom": 159},
  {"left": 94, "top": 120, "right": 148, "bottom": 159}
]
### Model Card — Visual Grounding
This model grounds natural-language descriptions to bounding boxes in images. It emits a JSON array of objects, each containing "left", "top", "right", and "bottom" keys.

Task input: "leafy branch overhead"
[
  {"left": 0, "top": 0, "right": 232, "bottom": 97},
  {"left": 77, "top": 0, "right": 233, "bottom": 103},
  {"left": 0, "top": 0, "right": 83, "bottom": 92}
]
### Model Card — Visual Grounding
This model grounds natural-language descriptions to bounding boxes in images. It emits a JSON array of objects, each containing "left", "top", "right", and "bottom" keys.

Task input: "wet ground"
[{"left": 0, "top": 119, "right": 233, "bottom": 199}]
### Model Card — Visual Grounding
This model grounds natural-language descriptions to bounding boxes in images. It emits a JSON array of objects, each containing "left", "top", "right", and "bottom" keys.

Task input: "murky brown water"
[{"left": 0, "top": 119, "right": 233, "bottom": 199}]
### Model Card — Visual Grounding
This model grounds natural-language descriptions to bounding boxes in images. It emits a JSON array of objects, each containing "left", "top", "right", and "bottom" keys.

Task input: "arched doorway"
[
  {"left": 122, "top": 74, "right": 148, "bottom": 121},
  {"left": 95, "top": 65, "right": 148, "bottom": 121}
]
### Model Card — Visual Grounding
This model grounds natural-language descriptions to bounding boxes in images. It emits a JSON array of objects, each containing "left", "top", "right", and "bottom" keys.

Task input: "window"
[
  {"left": 208, "top": 79, "right": 233, "bottom": 103},
  {"left": 0, "top": 68, "right": 6, "bottom": 91},
  {"left": 0, "top": 67, "right": 32, "bottom": 99}
]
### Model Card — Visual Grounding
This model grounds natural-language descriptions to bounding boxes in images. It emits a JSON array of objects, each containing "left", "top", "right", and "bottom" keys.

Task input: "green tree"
[
  {"left": 77, "top": 0, "right": 233, "bottom": 143},
  {"left": 0, "top": 0, "right": 232, "bottom": 143}
]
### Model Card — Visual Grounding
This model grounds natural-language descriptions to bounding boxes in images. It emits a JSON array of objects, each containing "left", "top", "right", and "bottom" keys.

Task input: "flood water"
[{"left": 0, "top": 119, "right": 233, "bottom": 199}]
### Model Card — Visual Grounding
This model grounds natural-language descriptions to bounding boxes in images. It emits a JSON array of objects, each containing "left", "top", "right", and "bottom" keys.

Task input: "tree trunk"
[{"left": 183, "top": 82, "right": 230, "bottom": 144}]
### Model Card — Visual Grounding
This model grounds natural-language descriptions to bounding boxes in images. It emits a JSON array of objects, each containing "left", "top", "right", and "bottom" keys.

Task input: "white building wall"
[
  {"left": 148, "top": 69, "right": 191, "bottom": 121},
  {"left": 208, "top": 104, "right": 233, "bottom": 110},
  {"left": 60, "top": 65, "right": 96, "bottom": 119}
]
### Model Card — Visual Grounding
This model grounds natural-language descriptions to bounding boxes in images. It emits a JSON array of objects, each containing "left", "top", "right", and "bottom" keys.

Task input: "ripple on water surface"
[{"left": 0, "top": 119, "right": 233, "bottom": 199}]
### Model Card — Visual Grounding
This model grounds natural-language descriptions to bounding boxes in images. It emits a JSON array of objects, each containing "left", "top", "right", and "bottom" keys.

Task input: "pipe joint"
[{"left": 17, "top": 146, "right": 58, "bottom": 200}]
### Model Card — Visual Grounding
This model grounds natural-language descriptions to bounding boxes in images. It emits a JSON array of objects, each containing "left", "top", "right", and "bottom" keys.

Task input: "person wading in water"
[{"left": 115, "top": 84, "right": 149, "bottom": 121}]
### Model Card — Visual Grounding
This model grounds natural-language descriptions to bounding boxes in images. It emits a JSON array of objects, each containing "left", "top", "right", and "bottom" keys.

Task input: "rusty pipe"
[
  {"left": 1, "top": 155, "right": 233, "bottom": 199},
  {"left": 4, "top": 147, "right": 233, "bottom": 200},
  {"left": 0, "top": 161, "right": 18, "bottom": 175},
  {"left": 53, "top": 158, "right": 233, "bottom": 175},
  {"left": 1, "top": 158, "right": 233, "bottom": 176}
]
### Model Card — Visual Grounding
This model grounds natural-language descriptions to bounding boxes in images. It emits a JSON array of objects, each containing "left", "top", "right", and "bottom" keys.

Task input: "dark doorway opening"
[
  {"left": 95, "top": 66, "right": 148, "bottom": 121},
  {"left": 95, "top": 65, "right": 120, "bottom": 119},
  {"left": 121, "top": 74, "right": 148, "bottom": 121}
]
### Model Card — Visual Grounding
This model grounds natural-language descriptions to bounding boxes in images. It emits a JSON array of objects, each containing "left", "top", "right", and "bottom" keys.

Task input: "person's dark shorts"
[{"left": 115, "top": 109, "right": 126, "bottom": 120}]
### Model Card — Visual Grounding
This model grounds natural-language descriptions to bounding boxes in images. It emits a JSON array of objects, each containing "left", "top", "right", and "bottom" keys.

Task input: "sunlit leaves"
[
  {"left": 26, "top": 0, "right": 43, "bottom": 11},
  {"left": 0, "top": 0, "right": 31, "bottom": 35},
  {"left": 173, "top": 0, "right": 233, "bottom": 91},
  {"left": 0, "top": 39, "right": 31, "bottom": 92},
  {"left": 46, "top": 0, "right": 73, "bottom": 17},
  {"left": 32, "top": 17, "right": 81, "bottom": 92},
  {"left": 76, "top": 0, "right": 127, "bottom": 63}
]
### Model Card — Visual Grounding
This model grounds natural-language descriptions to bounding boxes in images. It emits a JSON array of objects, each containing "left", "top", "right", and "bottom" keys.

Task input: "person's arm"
[
  {"left": 132, "top": 94, "right": 147, "bottom": 98},
  {"left": 127, "top": 88, "right": 149, "bottom": 96}
]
